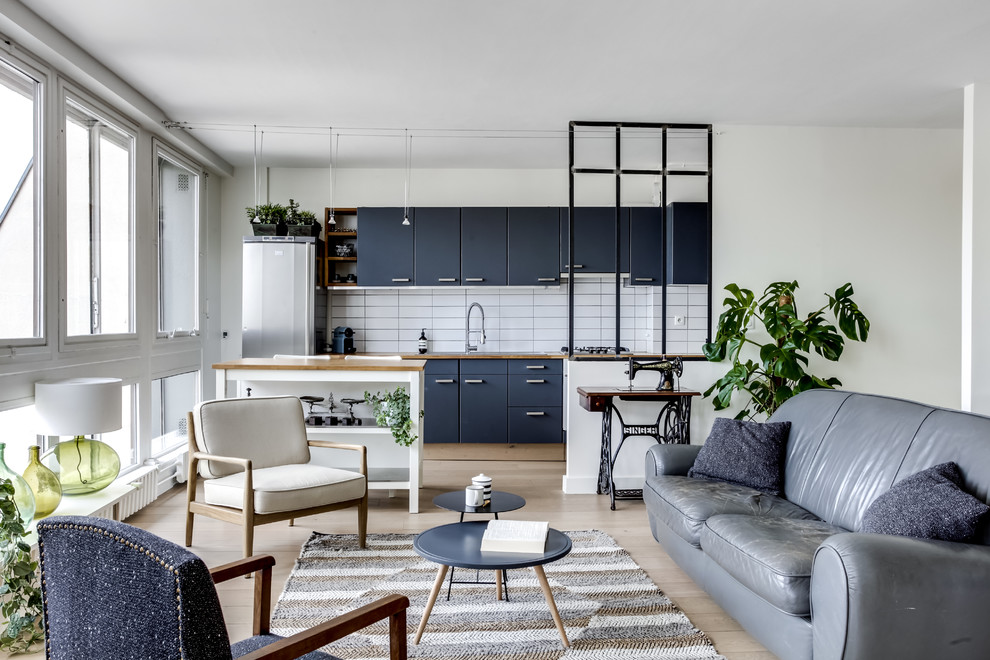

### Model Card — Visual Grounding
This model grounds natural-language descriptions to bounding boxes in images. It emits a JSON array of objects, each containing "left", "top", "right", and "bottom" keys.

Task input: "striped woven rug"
[{"left": 271, "top": 529, "right": 725, "bottom": 660}]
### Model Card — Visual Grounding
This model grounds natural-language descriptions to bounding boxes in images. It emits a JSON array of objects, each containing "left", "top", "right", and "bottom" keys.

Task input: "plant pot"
[
  {"left": 251, "top": 224, "right": 278, "bottom": 236},
  {"left": 287, "top": 224, "right": 321, "bottom": 238}
]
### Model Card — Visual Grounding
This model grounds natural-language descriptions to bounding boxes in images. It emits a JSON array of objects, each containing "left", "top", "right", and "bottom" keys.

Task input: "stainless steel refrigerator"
[{"left": 242, "top": 236, "right": 327, "bottom": 357}]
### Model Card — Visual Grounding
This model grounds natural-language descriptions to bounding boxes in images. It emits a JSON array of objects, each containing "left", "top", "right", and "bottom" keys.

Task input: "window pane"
[
  {"left": 65, "top": 99, "right": 134, "bottom": 336},
  {"left": 0, "top": 59, "right": 41, "bottom": 340},
  {"left": 158, "top": 156, "right": 199, "bottom": 333},
  {"left": 99, "top": 384, "right": 135, "bottom": 470},
  {"left": 151, "top": 371, "right": 197, "bottom": 455},
  {"left": 0, "top": 405, "right": 42, "bottom": 474}
]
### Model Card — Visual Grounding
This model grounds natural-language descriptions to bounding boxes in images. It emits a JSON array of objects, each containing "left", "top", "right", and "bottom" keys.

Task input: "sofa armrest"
[
  {"left": 645, "top": 444, "right": 701, "bottom": 477},
  {"left": 812, "top": 532, "right": 990, "bottom": 660}
]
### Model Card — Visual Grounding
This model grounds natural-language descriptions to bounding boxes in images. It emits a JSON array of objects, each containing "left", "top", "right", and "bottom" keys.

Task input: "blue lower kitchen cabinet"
[
  {"left": 423, "top": 360, "right": 459, "bottom": 444},
  {"left": 459, "top": 359, "right": 508, "bottom": 443}
]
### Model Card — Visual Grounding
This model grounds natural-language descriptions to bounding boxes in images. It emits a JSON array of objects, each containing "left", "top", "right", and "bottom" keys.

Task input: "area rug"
[{"left": 271, "top": 529, "right": 725, "bottom": 660}]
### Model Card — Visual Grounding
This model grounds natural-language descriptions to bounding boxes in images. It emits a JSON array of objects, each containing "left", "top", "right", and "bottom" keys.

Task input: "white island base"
[{"left": 213, "top": 357, "right": 425, "bottom": 513}]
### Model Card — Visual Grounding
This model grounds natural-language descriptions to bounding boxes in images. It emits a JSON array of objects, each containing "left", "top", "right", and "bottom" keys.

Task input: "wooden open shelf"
[{"left": 327, "top": 256, "right": 357, "bottom": 262}]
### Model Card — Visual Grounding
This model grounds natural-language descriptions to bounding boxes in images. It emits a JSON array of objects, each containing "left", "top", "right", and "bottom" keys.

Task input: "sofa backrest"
[{"left": 770, "top": 389, "right": 990, "bottom": 537}]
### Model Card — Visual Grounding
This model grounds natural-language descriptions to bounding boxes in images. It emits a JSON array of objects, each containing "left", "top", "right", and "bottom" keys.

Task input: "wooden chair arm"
[
  {"left": 210, "top": 554, "right": 276, "bottom": 584},
  {"left": 306, "top": 441, "right": 368, "bottom": 477},
  {"left": 192, "top": 451, "right": 253, "bottom": 471},
  {"left": 236, "top": 594, "right": 409, "bottom": 660},
  {"left": 212, "top": 554, "right": 277, "bottom": 636},
  {"left": 306, "top": 441, "right": 366, "bottom": 454}
]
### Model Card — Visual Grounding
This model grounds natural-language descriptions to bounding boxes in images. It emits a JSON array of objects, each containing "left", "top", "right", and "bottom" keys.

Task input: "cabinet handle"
[
  {"left": 391, "top": 278, "right": 410, "bottom": 282},
  {"left": 525, "top": 365, "right": 546, "bottom": 370},
  {"left": 526, "top": 411, "right": 546, "bottom": 416},
  {"left": 537, "top": 277, "right": 557, "bottom": 282},
  {"left": 437, "top": 278, "right": 457, "bottom": 282},
  {"left": 464, "top": 379, "right": 484, "bottom": 384},
  {"left": 434, "top": 379, "right": 455, "bottom": 384},
  {"left": 634, "top": 277, "right": 655, "bottom": 282},
  {"left": 465, "top": 277, "right": 485, "bottom": 282},
  {"left": 526, "top": 379, "right": 546, "bottom": 384},
  {"left": 571, "top": 264, "right": 585, "bottom": 269}
]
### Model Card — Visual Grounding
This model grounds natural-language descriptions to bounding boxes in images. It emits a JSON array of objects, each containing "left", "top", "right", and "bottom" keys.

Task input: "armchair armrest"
[
  {"left": 645, "top": 444, "right": 701, "bottom": 477},
  {"left": 812, "top": 532, "right": 990, "bottom": 660},
  {"left": 192, "top": 451, "right": 253, "bottom": 472},
  {"left": 237, "top": 593, "right": 410, "bottom": 660},
  {"left": 211, "top": 554, "right": 277, "bottom": 636},
  {"left": 307, "top": 441, "right": 368, "bottom": 477}
]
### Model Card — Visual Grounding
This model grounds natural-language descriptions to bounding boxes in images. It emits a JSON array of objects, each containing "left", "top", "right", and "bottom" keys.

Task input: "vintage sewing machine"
[{"left": 625, "top": 356, "right": 683, "bottom": 391}]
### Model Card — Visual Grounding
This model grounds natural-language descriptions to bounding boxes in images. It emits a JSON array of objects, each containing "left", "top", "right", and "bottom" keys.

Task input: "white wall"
[{"left": 219, "top": 125, "right": 964, "bottom": 434}]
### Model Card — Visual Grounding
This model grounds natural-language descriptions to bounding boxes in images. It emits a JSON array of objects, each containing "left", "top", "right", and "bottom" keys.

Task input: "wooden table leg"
[
  {"left": 495, "top": 569, "right": 503, "bottom": 600},
  {"left": 533, "top": 565, "right": 569, "bottom": 647},
  {"left": 415, "top": 564, "right": 449, "bottom": 644}
]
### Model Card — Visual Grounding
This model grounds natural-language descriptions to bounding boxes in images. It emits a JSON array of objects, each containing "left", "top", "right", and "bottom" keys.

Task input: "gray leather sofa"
[{"left": 644, "top": 389, "right": 990, "bottom": 660}]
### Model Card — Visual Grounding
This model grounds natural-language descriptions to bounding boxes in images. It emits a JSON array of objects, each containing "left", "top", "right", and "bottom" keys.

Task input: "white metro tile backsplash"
[{"left": 327, "top": 278, "right": 708, "bottom": 354}]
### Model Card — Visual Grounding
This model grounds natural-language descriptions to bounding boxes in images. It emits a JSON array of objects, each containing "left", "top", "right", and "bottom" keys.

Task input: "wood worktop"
[{"left": 212, "top": 357, "right": 426, "bottom": 371}]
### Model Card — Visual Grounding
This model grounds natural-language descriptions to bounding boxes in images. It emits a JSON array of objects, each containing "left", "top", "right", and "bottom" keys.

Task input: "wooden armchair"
[
  {"left": 37, "top": 515, "right": 407, "bottom": 660},
  {"left": 186, "top": 396, "right": 367, "bottom": 558}
]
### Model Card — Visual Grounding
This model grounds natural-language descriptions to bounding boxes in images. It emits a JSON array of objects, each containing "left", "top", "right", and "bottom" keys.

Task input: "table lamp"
[{"left": 35, "top": 377, "right": 122, "bottom": 495}]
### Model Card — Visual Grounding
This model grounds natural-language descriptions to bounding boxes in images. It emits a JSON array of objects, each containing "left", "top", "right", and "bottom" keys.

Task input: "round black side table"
[{"left": 432, "top": 490, "right": 526, "bottom": 522}]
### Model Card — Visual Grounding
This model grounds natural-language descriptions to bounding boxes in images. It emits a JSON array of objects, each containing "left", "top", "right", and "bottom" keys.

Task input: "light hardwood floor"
[{"left": 129, "top": 459, "right": 777, "bottom": 659}]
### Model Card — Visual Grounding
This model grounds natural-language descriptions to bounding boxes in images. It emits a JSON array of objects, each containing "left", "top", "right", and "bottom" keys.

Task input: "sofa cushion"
[
  {"left": 860, "top": 462, "right": 990, "bottom": 542},
  {"left": 702, "top": 514, "right": 845, "bottom": 616},
  {"left": 644, "top": 475, "right": 820, "bottom": 548},
  {"left": 203, "top": 464, "right": 366, "bottom": 515},
  {"left": 688, "top": 418, "right": 791, "bottom": 496}
]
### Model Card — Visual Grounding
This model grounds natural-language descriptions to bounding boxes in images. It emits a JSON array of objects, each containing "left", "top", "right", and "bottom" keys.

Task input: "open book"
[{"left": 480, "top": 520, "right": 549, "bottom": 553}]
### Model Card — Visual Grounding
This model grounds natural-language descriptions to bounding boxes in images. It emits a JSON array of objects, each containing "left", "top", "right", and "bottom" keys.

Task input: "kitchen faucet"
[{"left": 465, "top": 302, "right": 486, "bottom": 352}]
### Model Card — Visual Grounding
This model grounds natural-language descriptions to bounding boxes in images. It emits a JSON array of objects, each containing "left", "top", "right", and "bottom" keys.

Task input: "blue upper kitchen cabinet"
[
  {"left": 507, "top": 207, "right": 560, "bottom": 286},
  {"left": 628, "top": 206, "right": 664, "bottom": 285},
  {"left": 461, "top": 207, "right": 507, "bottom": 286},
  {"left": 666, "top": 202, "right": 709, "bottom": 285},
  {"left": 356, "top": 207, "right": 415, "bottom": 286},
  {"left": 560, "top": 207, "right": 629, "bottom": 274},
  {"left": 414, "top": 207, "right": 461, "bottom": 286}
]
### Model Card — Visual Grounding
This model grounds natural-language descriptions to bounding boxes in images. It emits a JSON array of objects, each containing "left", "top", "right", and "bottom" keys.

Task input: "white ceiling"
[{"left": 14, "top": 0, "right": 990, "bottom": 169}]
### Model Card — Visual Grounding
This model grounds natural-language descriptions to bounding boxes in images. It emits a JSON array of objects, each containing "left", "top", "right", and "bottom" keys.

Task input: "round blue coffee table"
[{"left": 412, "top": 520, "right": 572, "bottom": 647}]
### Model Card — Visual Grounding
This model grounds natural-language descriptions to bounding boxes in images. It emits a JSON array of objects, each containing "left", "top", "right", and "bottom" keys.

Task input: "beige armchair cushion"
[
  {"left": 193, "top": 396, "right": 311, "bottom": 478},
  {"left": 203, "top": 464, "right": 366, "bottom": 515}
]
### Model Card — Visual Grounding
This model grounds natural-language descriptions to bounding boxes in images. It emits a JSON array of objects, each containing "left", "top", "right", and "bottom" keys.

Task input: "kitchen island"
[{"left": 213, "top": 356, "right": 425, "bottom": 512}]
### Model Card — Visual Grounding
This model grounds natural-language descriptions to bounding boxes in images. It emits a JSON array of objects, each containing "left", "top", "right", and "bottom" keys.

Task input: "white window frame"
[
  {"left": 0, "top": 49, "right": 46, "bottom": 354},
  {"left": 59, "top": 83, "right": 138, "bottom": 350},
  {"left": 153, "top": 141, "right": 203, "bottom": 342}
]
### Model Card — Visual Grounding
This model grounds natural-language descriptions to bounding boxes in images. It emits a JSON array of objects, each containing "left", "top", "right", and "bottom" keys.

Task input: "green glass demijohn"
[
  {"left": 22, "top": 444, "right": 61, "bottom": 519},
  {"left": 0, "top": 442, "right": 36, "bottom": 524}
]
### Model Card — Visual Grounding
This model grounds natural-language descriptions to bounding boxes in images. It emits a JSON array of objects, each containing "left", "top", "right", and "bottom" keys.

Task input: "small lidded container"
[{"left": 471, "top": 473, "right": 492, "bottom": 504}]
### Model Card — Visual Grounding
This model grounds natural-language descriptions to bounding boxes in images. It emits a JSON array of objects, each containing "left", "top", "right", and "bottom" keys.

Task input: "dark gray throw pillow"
[
  {"left": 687, "top": 418, "right": 791, "bottom": 496},
  {"left": 859, "top": 462, "right": 990, "bottom": 542}
]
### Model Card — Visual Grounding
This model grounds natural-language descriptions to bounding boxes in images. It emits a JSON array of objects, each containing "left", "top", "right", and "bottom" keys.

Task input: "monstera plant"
[{"left": 703, "top": 281, "right": 870, "bottom": 420}]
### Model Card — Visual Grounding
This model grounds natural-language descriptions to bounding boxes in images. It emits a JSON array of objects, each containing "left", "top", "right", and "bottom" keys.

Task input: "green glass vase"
[
  {"left": 52, "top": 435, "right": 120, "bottom": 495},
  {"left": 22, "top": 444, "right": 61, "bottom": 518},
  {"left": 0, "top": 442, "right": 36, "bottom": 524}
]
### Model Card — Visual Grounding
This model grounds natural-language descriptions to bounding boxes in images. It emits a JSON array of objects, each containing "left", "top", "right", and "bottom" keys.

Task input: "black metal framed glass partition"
[{"left": 565, "top": 121, "right": 712, "bottom": 358}]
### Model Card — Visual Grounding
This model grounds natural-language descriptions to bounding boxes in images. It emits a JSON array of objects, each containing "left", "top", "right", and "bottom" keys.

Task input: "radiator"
[{"left": 89, "top": 465, "right": 160, "bottom": 521}]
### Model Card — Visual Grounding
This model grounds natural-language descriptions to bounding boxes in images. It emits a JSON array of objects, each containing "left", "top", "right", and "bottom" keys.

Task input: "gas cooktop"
[{"left": 565, "top": 346, "right": 630, "bottom": 355}]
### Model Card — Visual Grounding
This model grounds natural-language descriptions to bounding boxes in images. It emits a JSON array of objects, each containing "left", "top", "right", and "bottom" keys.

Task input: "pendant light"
[
  {"left": 328, "top": 127, "right": 336, "bottom": 225},
  {"left": 402, "top": 129, "right": 411, "bottom": 225}
]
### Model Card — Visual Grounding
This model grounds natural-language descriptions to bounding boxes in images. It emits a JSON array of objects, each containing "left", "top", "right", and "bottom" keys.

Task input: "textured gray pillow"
[
  {"left": 687, "top": 418, "right": 791, "bottom": 496},
  {"left": 860, "top": 462, "right": 990, "bottom": 542}
]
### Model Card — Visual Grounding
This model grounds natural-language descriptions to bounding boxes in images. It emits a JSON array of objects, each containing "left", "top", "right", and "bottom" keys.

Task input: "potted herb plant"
[
  {"left": 246, "top": 202, "right": 288, "bottom": 236},
  {"left": 703, "top": 281, "right": 870, "bottom": 420},
  {"left": 364, "top": 387, "right": 424, "bottom": 447},
  {"left": 285, "top": 200, "right": 321, "bottom": 238},
  {"left": 0, "top": 478, "right": 43, "bottom": 654}
]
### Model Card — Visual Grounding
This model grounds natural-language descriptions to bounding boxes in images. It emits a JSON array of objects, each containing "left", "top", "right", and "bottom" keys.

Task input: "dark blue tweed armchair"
[{"left": 36, "top": 515, "right": 409, "bottom": 660}]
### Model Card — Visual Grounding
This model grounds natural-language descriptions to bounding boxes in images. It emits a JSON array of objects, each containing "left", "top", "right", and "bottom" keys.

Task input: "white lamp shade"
[{"left": 35, "top": 377, "right": 123, "bottom": 436}]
